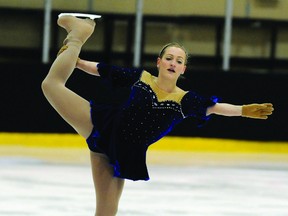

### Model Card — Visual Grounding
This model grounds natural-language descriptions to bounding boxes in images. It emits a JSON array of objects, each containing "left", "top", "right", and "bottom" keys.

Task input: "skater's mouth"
[{"left": 167, "top": 68, "right": 175, "bottom": 73}]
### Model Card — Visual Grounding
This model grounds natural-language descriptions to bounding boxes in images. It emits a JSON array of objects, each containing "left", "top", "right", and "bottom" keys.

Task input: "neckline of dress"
[{"left": 151, "top": 77, "right": 178, "bottom": 94}]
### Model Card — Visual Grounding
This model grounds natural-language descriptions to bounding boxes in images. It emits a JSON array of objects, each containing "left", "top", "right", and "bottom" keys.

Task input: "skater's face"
[{"left": 157, "top": 46, "right": 187, "bottom": 80}]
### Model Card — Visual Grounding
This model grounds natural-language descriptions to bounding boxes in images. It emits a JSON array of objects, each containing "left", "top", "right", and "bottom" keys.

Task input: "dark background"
[
  {"left": 1, "top": 62, "right": 286, "bottom": 142},
  {"left": 1, "top": 8, "right": 287, "bottom": 142}
]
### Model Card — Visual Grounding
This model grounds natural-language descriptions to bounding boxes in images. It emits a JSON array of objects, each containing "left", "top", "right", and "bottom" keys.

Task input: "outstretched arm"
[
  {"left": 76, "top": 58, "right": 100, "bottom": 76},
  {"left": 207, "top": 103, "right": 274, "bottom": 120}
]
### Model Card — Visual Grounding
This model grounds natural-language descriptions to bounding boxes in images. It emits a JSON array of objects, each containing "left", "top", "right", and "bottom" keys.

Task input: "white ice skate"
[{"left": 58, "top": 13, "right": 101, "bottom": 20}]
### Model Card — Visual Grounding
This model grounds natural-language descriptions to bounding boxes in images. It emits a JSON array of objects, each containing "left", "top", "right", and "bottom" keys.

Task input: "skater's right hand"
[{"left": 242, "top": 103, "right": 274, "bottom": 119}]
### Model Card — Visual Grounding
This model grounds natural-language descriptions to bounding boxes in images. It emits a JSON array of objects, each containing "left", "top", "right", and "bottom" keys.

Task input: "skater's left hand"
[
  {"left": 242, "top": 103, "right": 274, "bottom": 119},
  {"left": 56, "top": 45, "right": 80, "bottom": 66},
  {"left": 57, "top": 45, "right": 68, "bottom": 56}
]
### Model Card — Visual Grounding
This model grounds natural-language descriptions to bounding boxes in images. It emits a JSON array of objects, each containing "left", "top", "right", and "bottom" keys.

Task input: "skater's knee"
[
  {"left": 41, "top": 79, "right": 52, "bottom": 98},
  {"left": 41, "top": 77, "right": 61, "bottom": 95},
  {"left": 41, "top": 78, "right": 50, "bottom": 93}
]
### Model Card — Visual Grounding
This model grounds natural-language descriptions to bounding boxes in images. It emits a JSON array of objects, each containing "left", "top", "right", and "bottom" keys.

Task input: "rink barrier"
[{"left": 1, "top": 133, "right": 288, "bottom": 154}]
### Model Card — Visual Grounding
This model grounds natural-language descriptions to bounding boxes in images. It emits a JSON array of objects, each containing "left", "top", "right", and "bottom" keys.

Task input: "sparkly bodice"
[
  {"left": 118, "top": 71, "right": 187, "bottom": 147},
  {"left": 120, "top": 84, "right": 180, "bottom": 145}
]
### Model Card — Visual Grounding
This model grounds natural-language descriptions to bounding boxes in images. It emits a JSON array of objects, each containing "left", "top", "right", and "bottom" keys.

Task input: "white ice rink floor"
[{"left": 1, "top": 153, "right": 288, "bottom": 216}]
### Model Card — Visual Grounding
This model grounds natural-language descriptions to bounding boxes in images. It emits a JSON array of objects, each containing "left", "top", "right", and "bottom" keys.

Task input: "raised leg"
[
  {"left": 43, "top": 14, "right": 124, "bottom": 216},
  {"left": 90, "top": 152, "right": 125, "bottom": 216},
  {"left": 42, "top": 15, "right": 95, "bottom": 138}
]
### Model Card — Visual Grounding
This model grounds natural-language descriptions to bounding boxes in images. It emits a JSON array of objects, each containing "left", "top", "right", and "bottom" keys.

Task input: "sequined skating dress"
[{"left": 86, "top": 63, "right": 217, "bottom": 181}]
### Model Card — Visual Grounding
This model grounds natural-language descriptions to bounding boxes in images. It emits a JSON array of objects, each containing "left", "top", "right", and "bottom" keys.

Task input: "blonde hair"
[{"left": 158, "top": 42, "right": 189, "bottom": 65}]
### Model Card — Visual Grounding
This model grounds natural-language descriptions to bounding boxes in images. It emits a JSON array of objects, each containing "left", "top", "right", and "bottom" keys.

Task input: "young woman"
[{"left": 42, "top": 14, "right": 274, "bottom": 216}]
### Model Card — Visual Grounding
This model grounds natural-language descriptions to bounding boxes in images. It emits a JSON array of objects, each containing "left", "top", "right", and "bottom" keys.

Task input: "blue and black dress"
[{"left": 86, "top": 63, "right": 218, "bottom": 181}]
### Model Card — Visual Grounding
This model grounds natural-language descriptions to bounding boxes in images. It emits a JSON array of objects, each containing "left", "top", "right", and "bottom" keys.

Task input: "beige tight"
[{"left": 42, "top": 15, "right": 124, "bottom": 216}]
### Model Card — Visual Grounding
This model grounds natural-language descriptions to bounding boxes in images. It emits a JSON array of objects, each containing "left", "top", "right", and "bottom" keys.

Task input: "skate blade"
[{"left": 58, "top": 13, "right": 101, "bottom": 20}]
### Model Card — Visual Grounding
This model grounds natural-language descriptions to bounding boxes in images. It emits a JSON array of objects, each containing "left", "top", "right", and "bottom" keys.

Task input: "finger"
[
  {"left": 253, "top": 104, "right": 268, "bottom": 110},
  {"left": 258, "top": 115, "right": 268, "bottom": 120},
  {"left": 261, "top": 107, "right": 274, "bottom": 112},
  {"left": 261, "top": 115, "right": 269, "bottom": 119},
  {"left": 257, "top": 105, "right": 274, "bottom": 112},
  {"left": 256, "top": 109, "right": 273, "bottom": 115},
  {"left": 262, "top": 103, "right": 273, "bottom": 108},
  {"left": 261, "top": 111, "right": 273, "bottom": 115}
]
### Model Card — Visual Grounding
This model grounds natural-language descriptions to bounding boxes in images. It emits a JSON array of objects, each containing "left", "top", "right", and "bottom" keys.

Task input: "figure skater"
[{"left": 42, "top": 14, "right": 274, "bottom": 216}]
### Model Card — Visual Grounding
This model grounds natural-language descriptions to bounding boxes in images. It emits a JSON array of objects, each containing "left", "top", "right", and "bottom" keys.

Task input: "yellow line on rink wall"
[
  {"left": 0, "top": 133, "right": 86, "bottom": 148},
  {"left": 151, "top": 136, "right": 288, "bottom": 154},
  {"left": 1, "top": 132, "right": 288, "bottom": 154}
]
